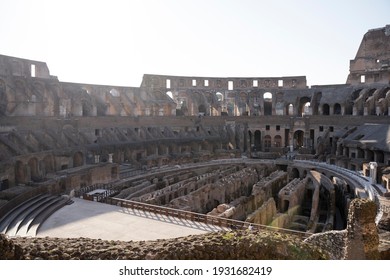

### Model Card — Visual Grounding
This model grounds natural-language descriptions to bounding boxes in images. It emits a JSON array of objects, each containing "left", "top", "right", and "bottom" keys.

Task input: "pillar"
[{"left": 369, "top": 162, "right": 378, "bottom": 184}]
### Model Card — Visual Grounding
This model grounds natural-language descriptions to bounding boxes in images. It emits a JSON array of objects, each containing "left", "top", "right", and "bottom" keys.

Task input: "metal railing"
[{"left": 104, "top": 196, "right": 312, "bottom": 239}]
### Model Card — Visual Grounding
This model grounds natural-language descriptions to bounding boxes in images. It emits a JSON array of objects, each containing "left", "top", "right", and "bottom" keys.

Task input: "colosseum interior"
[{"left": 0, "top": 25, "right": 390, "bottom": 260}]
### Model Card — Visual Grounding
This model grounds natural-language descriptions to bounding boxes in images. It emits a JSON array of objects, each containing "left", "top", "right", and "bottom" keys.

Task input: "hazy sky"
[{"left": 1, "top": 0, "right": 389, "bottom": 87}]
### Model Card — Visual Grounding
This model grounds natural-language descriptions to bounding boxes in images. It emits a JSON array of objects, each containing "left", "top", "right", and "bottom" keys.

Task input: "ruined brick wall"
[
  {"left": 344, "top": 199, "right": 380, "bottom": 259},
  {"left": 305, "top": 198, "right": 380, "bottom": 260},
  {"left": 2, "top": 230, "right": 328, "bottom": 260}
]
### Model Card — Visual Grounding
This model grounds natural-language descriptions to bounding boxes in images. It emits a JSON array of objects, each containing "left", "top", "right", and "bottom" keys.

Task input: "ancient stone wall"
[{"left": 168, "top": 167, "right": 259, "bottom": 213}]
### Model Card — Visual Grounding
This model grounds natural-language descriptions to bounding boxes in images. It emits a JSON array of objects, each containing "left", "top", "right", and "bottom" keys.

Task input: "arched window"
[
  {"left": 287, "top": 103, "right": 294, "bottom": 116},
  {"left": 216, "top": 92, "right": 223, "bottom": 102},
  {"left": 264, "top": 135, "right": 272, "bottom": 150},
  {"left": 110, "top": 89, "right": 120, "bottom": 97},
  {"left": 322, "top": 104, "right": 330, "bottom": 115},
  {"left": 263, "top": 92, "right": 273, "bottom": 115},
  {"left": 334, "top": 103, "right": 341, "bottom": 115},
  {"left": 303, "top": 102, "right": 311, "bottom": 115},
  {"left": 254, "top": 130, "right": 261, "bottom": 150},
  {"left": 274, "top": 135, "right": 282, "bottom": 147}
]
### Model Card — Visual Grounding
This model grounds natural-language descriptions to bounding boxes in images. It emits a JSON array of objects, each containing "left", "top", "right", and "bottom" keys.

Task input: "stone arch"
[
  {"left": 82, "top": 99, "right": 94, "bottom": 116},
  {"left": 73, "top": 151, "right": 84, "bottom": 167},
  {"left": 299, "top": 97, "right": 311, "bottom": 116},
  {"left": 15, "top": 160, "right": 27, "bottom": 185},
  {"left": 334, "top": 103, "right": 341, "bottom": 115},
  {"left": 293, "top": 130, "right": 304, "bottom": 149},
  {"left": 43, "top": 155, "right": 55, "bottom": 174},
  {"left": 263, "top": 92, "right": 272, "bottom": 116},
  {"left": 366, "top": 150, "right": 374, "bottom": 161},
  {"left": 291, "top": 168, "right": 300, "bottom": 179},
  {"left": 286, "top": 103, "right": 294, "bottom": 116},
  {"left": 274, "top": 135, "right": 282, "bottom": 147},
  {"left": 322, "top": 104, "right": 330, "bottom": 115},
  {"left": 254, "top": 130, "right": 261, "bottom": 150},
  {"left": 264, "top": 135, "right": 272, "bottom": 150},
  {"left": 28, "top": 157, "right": 39, "bottom": 181},
  {"left": 376, "top": 151, "right": 385, "bottom": 164},
  {"left": 109, "top": 88, "right": 120, "bottom": 97},
  {"left": 198, "top": 104, "right": 207, "bottom": 115},
  {"left": 216, "top": 92, "right": 223, "bottom": 102}
]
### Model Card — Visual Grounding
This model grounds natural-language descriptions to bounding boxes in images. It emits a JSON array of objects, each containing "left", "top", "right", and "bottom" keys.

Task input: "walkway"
[{"left": 36, "top": 198, "right": 225, "bottom": 241}]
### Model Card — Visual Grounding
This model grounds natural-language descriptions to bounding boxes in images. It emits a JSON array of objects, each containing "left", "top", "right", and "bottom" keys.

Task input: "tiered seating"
[{"left": 0, "top": 194, "right": 72, "bottom": 237}]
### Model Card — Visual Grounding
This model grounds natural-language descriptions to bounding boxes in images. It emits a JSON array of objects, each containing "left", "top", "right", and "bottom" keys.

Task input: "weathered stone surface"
[
  {"left": 6, "top": 231, "right": 328, "bottom": 260},
  {"left": 344, "top": 199, "right": 380, "bottom": 260},
  {"left": 0, "top": 234, "right": 24, "bottom": 260}
]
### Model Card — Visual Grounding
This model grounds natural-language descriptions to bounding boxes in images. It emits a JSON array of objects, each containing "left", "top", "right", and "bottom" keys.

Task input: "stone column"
[
  {"left": 369, "top": 162, "right": 378, "bottom": 184},
  {"left": 94, "top": 155, "right": 100, "bottom": 164},
  {"left": 344, "top": 199, "right": 379, "bottom": 260},
  {"left": 108, "top": 153, "right": 113, "bottom": 163}
]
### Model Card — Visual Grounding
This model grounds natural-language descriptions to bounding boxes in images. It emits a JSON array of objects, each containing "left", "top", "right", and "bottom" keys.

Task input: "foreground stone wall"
[
  {"left": 1, "top": 198, "right": 386, "bottom": 260},
  {"left": 1, "top": 231, "right": 327, "bottom": 260}
]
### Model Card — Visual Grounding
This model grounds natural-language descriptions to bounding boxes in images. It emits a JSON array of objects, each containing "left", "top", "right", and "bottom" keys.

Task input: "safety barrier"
[{"left": 105, "top": 196, "right": 312, "bottom": 239}]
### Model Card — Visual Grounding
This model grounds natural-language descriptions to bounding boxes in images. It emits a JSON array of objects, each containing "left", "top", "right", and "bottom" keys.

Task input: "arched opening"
[
  {"left": 15, "top": 161, "right": 27, "bottom": 185},
  {"left": 291, "top": 168, "right": 300, "bottom": 179},
  {"left": 376, "top": 151, "right": 385, "bottom": 164},
  {"left": 109, "top": 88, "right": 120, "bottom": 97},
  {"left": 263, "top": 92, "right": 272, "bottom": 115},
  {"left": 322, "top": 104, "right": 330, "bottom": 115},
  {"left": 366, "top": 150, "right": 374, "bottom": 161},
  {"left": 299, "top": 97, "right": 311, "bottom": 116},
  {"left": 254, "top": 130, "right": 261, "bottom": 151},
  {"left": 274, "top": 135, "right": 282, "bottom": 147},
  {"left": 82, "top": 99, "right": 94, "bottom": 117},
  {"left": 216, "top": 92, "right": 223, "bottom": 102},
  {"left": 303, "top": 102, "right": 311, "bottom": 116},
  {"left": 43, "top": 155, "right": 55, "bottom": 174},
  {"left": 198, "top": 104, "right": 207, "bottom": 116},
  {"left": 73, "top": 152, "right": 84, "bottom": 167},
  {"left": 334, "top": 103, "right": 341, "bottom": 115},
  {"left": 28, "top": 157, "right": 39, "bottom": 182},
  {"left": 286, "top": 103, "right": 294, "bottom": 116},
  {"left": 293, "top": 130, "right": 304, "bottom": 149},
  {"left": 264, "top": 135, "right": 272, "bottom": 151}
]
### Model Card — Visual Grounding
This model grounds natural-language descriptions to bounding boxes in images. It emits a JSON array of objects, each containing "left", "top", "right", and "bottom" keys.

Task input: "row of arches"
[
  {"left": 169, "top": 87, "right": 390, "bottom": 117},
  {"left": 14, "top": 152, "right": 84, "bottom": 185},
  {"left": 248, "top": 130, "right": 306, "bottom": 152}
]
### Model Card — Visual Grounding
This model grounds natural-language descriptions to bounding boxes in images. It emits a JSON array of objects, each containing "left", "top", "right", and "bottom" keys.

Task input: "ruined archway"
[
  {"left": 264, "top": 135, "right": 271, "bottom": 151},
  {"left": 28, "top": 157, "right": 39, "bottom": 182},
  {"left": 299, "top": 97, "right": 311, "bottom": 116},
  {"left": 15, "top": 160, "right": 27, "bottom": 185},
  {"left": 73, "top": 152, "right": 84, "bottom": 167},
  {"left": 322, "top": 104, "right": 330, "bottom": 115},
  {"left": 263, "top": 92, "right": 272, "bottom": 116},
  {"left": 198, "top": 104, "right": 207, "bottom": 116},
  {"left": 286, "top": 103, "right": 294, "bottom": 116},
  {"left": 334, "top": 103, "right": 341, "bottom": 115},
  {"left": 291, "top": 168, "right": 300, "bottom": 179},
  {"left": 254, "top": 130, "right": 261, "bottom": 151},
  {"left": 293, "top": 130, "right": 304, "bottom": 149},
  {"left": 43, "top": 155, "right": 55, "bottom": 174},
  {"left": 274, "top": 135, "right": 282, "bottom": 147}
]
